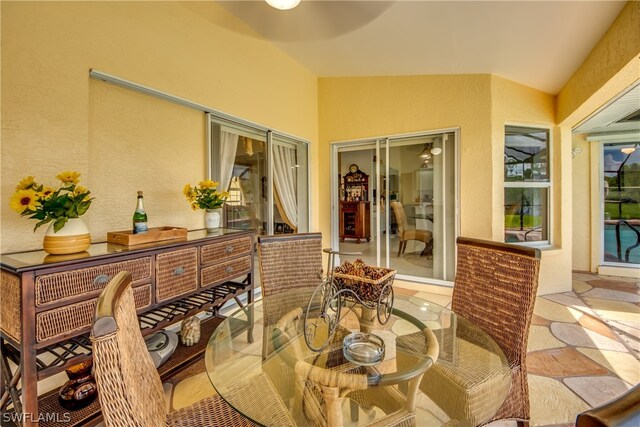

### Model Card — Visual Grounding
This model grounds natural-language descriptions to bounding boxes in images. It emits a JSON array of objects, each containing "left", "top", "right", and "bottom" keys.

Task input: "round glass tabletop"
[{"left": 205, "top": 292, "right": 510, "bottom": 426}]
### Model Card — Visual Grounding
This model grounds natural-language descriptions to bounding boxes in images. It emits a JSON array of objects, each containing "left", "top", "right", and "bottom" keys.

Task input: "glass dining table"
[{"left": 205, "top": 291, "right": 511, "bottom": 426}]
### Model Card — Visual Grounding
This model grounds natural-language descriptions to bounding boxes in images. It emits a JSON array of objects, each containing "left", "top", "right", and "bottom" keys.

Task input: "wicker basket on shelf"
[{"left": 332, "top": 261, "right": 396, "bottom": 303}]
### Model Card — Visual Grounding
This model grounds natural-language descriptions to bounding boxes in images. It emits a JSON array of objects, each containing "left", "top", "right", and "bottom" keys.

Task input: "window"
[
  {"left": 209, "top": 115, "right": 309, "bottom": 235},
  {"left": 504, "top": 126, "right": 550, "bottom": 244}
]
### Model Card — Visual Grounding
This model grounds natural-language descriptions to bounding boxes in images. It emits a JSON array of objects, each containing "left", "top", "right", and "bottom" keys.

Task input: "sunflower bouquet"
[
  {"left": 183, "top": 180, "right": 229, "bottom": 210},
  {"left": 10, "top": 171, "right": 93, "bottom": 232}
]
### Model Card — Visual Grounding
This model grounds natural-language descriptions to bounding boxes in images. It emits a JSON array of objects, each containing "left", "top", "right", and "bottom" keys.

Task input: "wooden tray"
[{"left": 107, "top": 226, "right": 187, "bottom": 246}]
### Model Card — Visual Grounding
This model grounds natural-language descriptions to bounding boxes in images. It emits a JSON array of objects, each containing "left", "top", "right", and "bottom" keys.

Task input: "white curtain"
[
  {"left": 220, "top": 131, "right": 239, "bottom": 191},
  {"left": 273, "top": 144, "right": 298, "bottom": 229}
]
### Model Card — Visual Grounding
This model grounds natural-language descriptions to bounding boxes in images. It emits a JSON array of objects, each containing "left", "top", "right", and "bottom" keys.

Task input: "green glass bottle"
[{"left": 133, "top": 191, "right": 148, "bottom": 234}]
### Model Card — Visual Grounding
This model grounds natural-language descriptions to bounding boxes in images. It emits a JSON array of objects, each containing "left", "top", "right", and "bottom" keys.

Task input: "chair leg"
[
  {"left": 350, "top": 398, "right": 359, "bottom": 422},
  {"left": 397, "top": 240, "right": 403, "bottom": 257},
  {"left": 517, "top": 421, "right": 529, "bottom": 427},
  {"left": 401, "top": 241, "right": 407, "bottom": 255}
]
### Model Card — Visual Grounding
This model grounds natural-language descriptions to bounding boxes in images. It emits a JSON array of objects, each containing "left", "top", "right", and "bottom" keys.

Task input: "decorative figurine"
[{"left": 180, "top": 316, "right": 201, "bottom": 346}]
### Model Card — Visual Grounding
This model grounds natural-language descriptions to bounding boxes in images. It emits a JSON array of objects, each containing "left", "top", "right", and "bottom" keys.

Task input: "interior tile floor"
[{"left": 163, "top": 272, "right": 639, "bottom": 427}]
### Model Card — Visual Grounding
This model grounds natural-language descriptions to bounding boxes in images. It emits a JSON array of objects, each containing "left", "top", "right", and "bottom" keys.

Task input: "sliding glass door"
[
  {"left": 209, "top": 116, "right": 309, "bottom": 235},
  {"left": 602, "top": 142, "right": 640, "bottom": 265},
  {"left": 335, "top": 130, "right": 457, "bottom": 283}
]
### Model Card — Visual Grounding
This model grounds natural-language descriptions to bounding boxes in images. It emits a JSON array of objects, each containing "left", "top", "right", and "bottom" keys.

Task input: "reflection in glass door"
[
  {"left": 210, "top": 117, "right": 309, "bottom": 236},
  {"left": 602, "top": 142, "right": 640, "bottom": 265},
  {"left": 336, "top": 131, "right": 457, "bottom": 282}
]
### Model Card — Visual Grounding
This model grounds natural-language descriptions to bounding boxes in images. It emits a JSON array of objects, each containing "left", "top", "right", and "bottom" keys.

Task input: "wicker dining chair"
[
  {"left": 273, "top": 307, "right": 439, "bottom": 427},
  {"left": 257, "top": 233, "right": 327, "bottom": 357},
  {"left": 91, "top": 271, "right": 295, "bottom": 427},
  {"left": 396, "top": 237, "right": 541, "bottom": 427},
  {"left": 390, "top": 201, "right": 433, "bottom": 257}
]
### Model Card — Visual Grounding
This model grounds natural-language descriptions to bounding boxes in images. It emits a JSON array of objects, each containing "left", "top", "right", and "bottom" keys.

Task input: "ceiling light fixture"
[
  {"left": 265, "top": 0, "right": 301, "bottom": 10},
  {"left": 621, "top": 146, "right": 636, "bottom": 155},
  {"left": 419, "top": 142, "right": 442, "bottom": 159}
]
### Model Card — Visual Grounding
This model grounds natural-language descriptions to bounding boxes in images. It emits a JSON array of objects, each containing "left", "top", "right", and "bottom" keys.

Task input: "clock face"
[{"left": 349, "top": 164, "right": 359, "bottom": 173}]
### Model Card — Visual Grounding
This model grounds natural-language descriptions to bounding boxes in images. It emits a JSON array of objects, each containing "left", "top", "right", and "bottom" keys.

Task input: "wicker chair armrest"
[{"left": 92, "top": 271, "right": 132, "bottom": 337}]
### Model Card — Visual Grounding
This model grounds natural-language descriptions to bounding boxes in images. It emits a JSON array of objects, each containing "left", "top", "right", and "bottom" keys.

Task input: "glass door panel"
[
  {"left": 271, "top": 133, "right": 309, "bottom": 234},
  {"left": 602, "top": 143, "right": 640, "bottom": 265},
  {"left": 386, "top": 133, "right": 455, "bottom": 280},
  {"left": 210, "top": 119, "right": 268, "bottom": 235}
]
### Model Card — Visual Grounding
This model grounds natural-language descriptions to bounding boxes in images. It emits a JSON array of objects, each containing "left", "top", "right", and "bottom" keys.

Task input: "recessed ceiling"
[{"left": 218, "top": 0, "right": 627, "bottom": 94}]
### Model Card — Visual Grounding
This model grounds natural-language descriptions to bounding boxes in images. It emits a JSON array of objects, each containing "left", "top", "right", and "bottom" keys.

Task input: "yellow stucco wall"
[
  {"left": 1, "top": 1, "right": 319, "bottom": 252},
  {"left": 318, "top": 74, "right": 566, "bottom": 294},
  {"left": 571, "top": 134, "right": 592, "bottom": 272}
]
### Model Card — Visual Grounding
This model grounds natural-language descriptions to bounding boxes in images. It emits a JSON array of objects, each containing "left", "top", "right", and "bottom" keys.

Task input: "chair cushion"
[
  {"left": 396, "top": 326, "right": 511, "bottom": 426},
  {"left": 403, "top": 229, "right": 432, "bottom": 243},
  {"left": 167, "top": 372, "right": 295, "bottom": 427}
]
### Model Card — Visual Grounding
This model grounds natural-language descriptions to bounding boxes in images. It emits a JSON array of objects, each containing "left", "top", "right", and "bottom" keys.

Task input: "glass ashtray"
[{"left": 343, "top": 332, "right": 385, "bottom": 366}]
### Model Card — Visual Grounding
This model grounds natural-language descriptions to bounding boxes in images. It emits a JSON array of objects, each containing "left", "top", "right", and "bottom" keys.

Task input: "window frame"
[{"left": 503, "top": 124, "right": 552, "bottom": 247}]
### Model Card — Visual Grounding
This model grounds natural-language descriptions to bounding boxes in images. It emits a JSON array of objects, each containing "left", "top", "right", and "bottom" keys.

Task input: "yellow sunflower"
[
  {"left": 56, "top": 171, "right": 81, "bottom": 184},
  {"left": 198, "top": 180, "right": 218, "bottom": 189},
  {"left": 183, "top": 184, "right": 192, "bottom": 197},
  {"left": 10, "top": 189, "right": 40, "bottom": 214},
  {"left": 15, "top": 176, "right": 35, "bottom": 190},
  {"left": 190, "top": 202, "right": 198, "bottom": 211},
  {"left": 74, "top": 185, "right": 88, "bottom": 195},
  {"left": 38, "top": 186, "right": 55, "bottom": 200}
]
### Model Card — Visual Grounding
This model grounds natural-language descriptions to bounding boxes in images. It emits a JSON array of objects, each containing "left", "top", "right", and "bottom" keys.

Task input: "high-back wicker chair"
[
  {"left": 390, "top": 201, "right": 433, "bottom": 257},
  {"left": 257, "top": 233, "right": 324, "bottom": 356},
  {"left": 396, "top": 237, "right": 540, "bottom": 426},
  {"left": 91, "top": 271, "right": 294, "bottom": 427}
]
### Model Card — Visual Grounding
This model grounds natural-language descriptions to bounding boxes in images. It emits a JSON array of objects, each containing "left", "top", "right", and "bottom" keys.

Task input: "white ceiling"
[{"left": 219, "top": 0, "right": 627, "bottom": 94}]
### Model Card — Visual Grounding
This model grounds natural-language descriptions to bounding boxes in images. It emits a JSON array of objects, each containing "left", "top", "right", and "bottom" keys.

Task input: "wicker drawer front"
[
  {"left": 156, "top": 248, "right": 198, "bottom": 302},
  {"left": 35, "top": 257, "right": 152, "bottom": 306},
  {"left": 200, "top": 236, "right": 252, "bottom": 265},
  {"left": 36, "top": 284, "right": 151, "bottom": 343},
  {"left": 1, "top": 271, "right": 22, "bottom": 343},
  {"left": 201, "top": 255, "right": 251, "bottom": 288}
]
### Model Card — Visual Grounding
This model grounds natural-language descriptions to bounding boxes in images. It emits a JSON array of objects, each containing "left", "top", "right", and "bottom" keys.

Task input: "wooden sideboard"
[
  {"left": 0, "top": 229, "right": 255, "bottom": 426},
  {"left": 339, "top": 201, "right": 371, "bottom": 243}
]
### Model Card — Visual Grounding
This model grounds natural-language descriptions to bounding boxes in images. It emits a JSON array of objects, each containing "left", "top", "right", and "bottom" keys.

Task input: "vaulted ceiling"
[{"left": 219, "top": 1, "right": 627, "bottom": 95}]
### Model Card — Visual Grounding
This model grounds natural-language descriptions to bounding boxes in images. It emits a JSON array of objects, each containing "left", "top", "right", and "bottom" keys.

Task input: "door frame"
[{"left": 330, "top": 127, "right": 460, "bottom": 286}]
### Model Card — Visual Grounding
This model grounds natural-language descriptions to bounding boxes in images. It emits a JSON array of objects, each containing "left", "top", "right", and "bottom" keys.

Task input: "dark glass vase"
[{"left": 58, "top": 359, "right": 98, "bottom": 410}]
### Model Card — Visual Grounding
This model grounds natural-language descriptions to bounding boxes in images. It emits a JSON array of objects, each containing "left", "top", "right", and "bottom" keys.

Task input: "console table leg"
[
  {"left": 21, "top": 273, "right": 38, "bottom": 427},
  {"left": 247, "top": 283, "right": 254, "bottom": 344},
  {"left": 0, "top": 344, "right": 21, "bottom": 414}
]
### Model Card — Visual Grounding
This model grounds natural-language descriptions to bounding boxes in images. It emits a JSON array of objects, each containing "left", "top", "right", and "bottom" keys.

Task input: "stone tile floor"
[{"left": 167, "top": 272, "right": 640, "bottom": 426}]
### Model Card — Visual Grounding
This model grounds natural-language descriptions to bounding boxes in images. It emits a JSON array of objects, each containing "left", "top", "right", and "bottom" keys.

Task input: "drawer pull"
[
  {"left": 225, "top": 266, "right": 234, "bottom": 274},
  {"left": 225, "top": 246, "right": 234, "bottom": 254},
  {"left": 94, "top": 275, "right": 111, "bottom": 285},
  {"left": 174, "top": 266, "right": 185, "bottom": 276}
]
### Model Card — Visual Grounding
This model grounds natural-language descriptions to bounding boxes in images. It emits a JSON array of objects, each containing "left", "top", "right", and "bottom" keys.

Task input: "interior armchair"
[
  {"left": 91, "top": 271, "right": 293, "bottom": 427},
  {"left": 390, "top": 201, "right": 433, "bottom": 257}
]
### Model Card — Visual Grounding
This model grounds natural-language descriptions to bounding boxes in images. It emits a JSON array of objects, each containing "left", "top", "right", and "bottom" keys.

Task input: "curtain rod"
[{"left": 88, "top": 69, "right": 310, "bottom": 144}]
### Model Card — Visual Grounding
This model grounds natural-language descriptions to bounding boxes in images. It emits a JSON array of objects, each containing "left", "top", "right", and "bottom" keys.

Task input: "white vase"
[
  {"left": 43, "top": 218, "right": 91, "bottom": 255},
  {"left": 204, "top": 209, "right": 221, "bottom": 232}
]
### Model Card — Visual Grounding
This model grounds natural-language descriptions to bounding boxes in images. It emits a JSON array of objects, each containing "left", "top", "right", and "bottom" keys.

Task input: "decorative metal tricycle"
[{"left": 303, "top": 249, "right": 396, "bottom": 352}]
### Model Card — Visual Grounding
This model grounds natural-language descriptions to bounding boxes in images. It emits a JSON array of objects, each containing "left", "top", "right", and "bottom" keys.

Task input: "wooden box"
[{"left": 107, "top": 226, "right": 188, "bottom": 246}]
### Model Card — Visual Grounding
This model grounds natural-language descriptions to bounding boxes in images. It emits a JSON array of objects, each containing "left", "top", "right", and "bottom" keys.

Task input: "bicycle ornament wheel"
[
  {"left": 377, "top": 285, "right": 394, "bottom": 324},
  {"left": 304, "top": 281, "right": 342, "bottom": 352}
]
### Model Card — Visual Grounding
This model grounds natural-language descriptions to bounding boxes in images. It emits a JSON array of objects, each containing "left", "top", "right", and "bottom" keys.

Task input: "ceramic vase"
[
  {"left": 58, "top": 359, "right": 98, "bottom": 410},
  {"left": 204, "top": 209, "right": 221, "bottom": 232},
  {"left": 43, "top": 218, "right": 91, "bottom": 255}
]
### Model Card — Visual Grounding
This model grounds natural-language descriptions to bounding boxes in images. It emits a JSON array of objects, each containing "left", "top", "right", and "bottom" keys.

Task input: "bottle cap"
[{"left": 137, "top": 191, "right": 143, "bottom": 196}]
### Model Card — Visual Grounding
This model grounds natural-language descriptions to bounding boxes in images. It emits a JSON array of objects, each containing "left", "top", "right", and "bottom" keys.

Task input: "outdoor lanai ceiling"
[{"left": 217, "top": 0, "right": 627, "bottom": 94}]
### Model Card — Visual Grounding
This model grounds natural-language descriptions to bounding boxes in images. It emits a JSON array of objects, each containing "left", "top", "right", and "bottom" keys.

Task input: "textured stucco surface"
[
  {"left": 557, "top": 1, "right": 640, "bottom": 125},
  {"left": 1, "top": 1, "right": 319, "bottom": 252}
]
